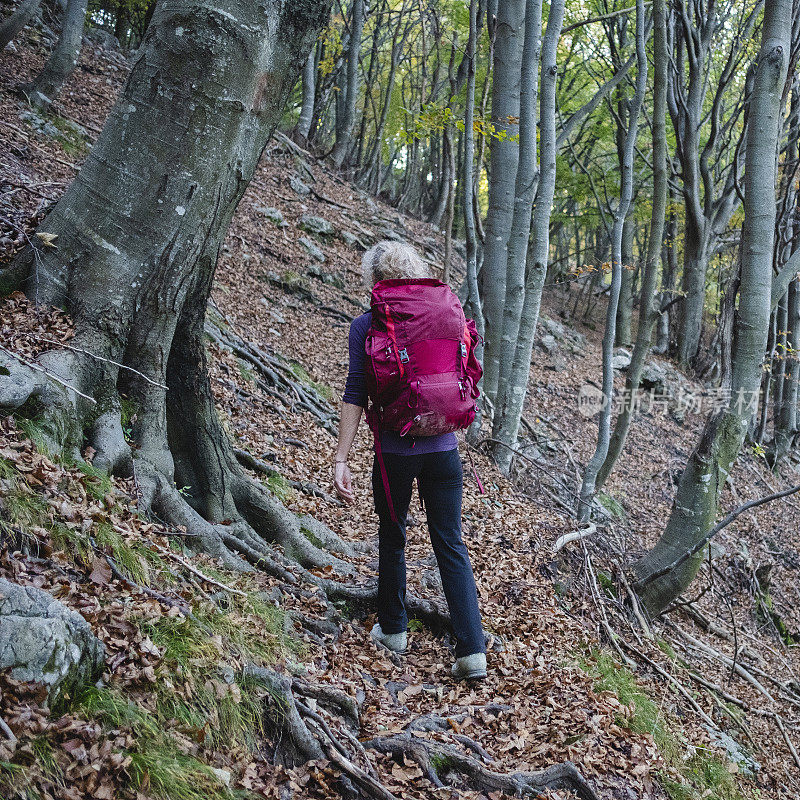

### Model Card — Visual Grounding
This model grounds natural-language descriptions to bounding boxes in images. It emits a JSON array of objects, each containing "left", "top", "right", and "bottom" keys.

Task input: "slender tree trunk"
[
  {"left": 491, "top": 0, "right": 565, "bottom": 469},
  {"left": 615, "top": 212, "right": 636, "bottom": 346},
  {"left": 331, "top": 0, "right": 364, "bottom": 167},
  {"left": 654, "top": 199, "right": 678, "bottom": 354},
  {"left": 677, "top": 221, "right": 711, "bottom": 366},
  {"left": 0, "top": 0, "right": 42, "bottom": 51},
  {"left": 773, "top": 278, "right": 800, "bottom": 461},
  {"left": 634, "top": 0, "right": 792, "bottom": 614},
  {"left": 578, "top": 0, "right": 647, "bottom": 522},
  {"left": 295, "top": 50, "right": 316, "bottom": 143},
  {"left": 596, "top": 0, "right": 669, "bottom": 492},
  {"left": 490, "top": 0, "right": 542, "bottom": 469},
  {"left": 442, "top": 126, "right": 456, "bottom": 281},
  {"left": 21, "top": 0, "right": 88, "bottom": 109},
  {"left": 0, "top": 0, "right": 346, "bottom": 574},
  {"left": 480, "top": 0, "right": 525, "bottom": 407}
]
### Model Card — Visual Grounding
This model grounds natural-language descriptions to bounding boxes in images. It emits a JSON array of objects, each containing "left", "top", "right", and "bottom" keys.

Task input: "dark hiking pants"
[{"left": 372, "top": 448, "right": 485, "bottom": 658}]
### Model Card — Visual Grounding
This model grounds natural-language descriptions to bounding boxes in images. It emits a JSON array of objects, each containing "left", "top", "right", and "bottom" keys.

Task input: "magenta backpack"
[
  {"left": 364, "top": 279, "right": 483, "bottom": 521},
  {"left": 365, "top": 279, "right": 482, "bottom": 439}
]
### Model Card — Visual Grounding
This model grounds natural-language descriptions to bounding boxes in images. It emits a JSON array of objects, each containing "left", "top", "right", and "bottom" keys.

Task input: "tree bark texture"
[
  {"left": 331, "top": 0, "right": 364, "bottom": 167},
  {"left": 490, "top": 0, "right": 542, "bottom": 469},
  {"left": 0, "top": 0, "right": 348, "bottom": 574},
  {"left": 480, "top": 0, "right": 525, "bottom": 406},
  {"left": 635, "top": 0, "right": 792, "bottom": 614},
  {"left": 0, "top": 0, "right": 42, "bottom": 51},
  {"left": 295, "top": 50, "right": 317, "bottom": 142},
  {"left": 21, "top": 0, "right": 89, "bottom": 108}
]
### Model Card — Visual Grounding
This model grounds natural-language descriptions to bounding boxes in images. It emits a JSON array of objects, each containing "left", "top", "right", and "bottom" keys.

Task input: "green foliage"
[
  {"left": 15, "top": 417, "right": 49, "bottom": 455},
  {"left": 71, "top": 686, "right": 239, "bottom": 800}
]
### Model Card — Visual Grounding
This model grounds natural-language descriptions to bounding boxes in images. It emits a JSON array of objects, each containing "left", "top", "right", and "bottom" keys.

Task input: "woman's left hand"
[{"left": 334, "top": 461, "right": 354, "bottom": 503}]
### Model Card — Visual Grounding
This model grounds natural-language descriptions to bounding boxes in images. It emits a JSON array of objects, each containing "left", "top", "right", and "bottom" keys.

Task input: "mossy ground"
[{"left": 580, "top": 647, "right": 756, "bottom": 800}]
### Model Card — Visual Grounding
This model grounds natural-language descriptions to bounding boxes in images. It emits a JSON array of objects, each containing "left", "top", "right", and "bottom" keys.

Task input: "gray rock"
[
  {"left": 612, "top": 348, "right": 632, "bottom": 370},
  {"left": 340, "top": 230, "right": 366, "bottom": 250},
  {"left": 549, "top": 353, "right": 568, "bottom": 372},
  {"left": 298, "top": 236, "right": 325, "bottom": 262},
  {"left": 538, "top": 315, "right": 587, "bottom": 353},
  {"left": 256, "top": 206, "right": 286, "bottom": 226},
  {"left": 539, "top": 333, "right": 558, "bottom": 354},
  {"left": 299, "top": 214, "right": 336, "bottom": 238},
  {"left": 19, "top": 110, "right": 60, "bottom": 138},
  {"left": 0, "top": 350, "right": 39, "bottom": 409},
  {"left": 0, "top": 579, "right": 104, "bottom": 703},
  {"left": 289, "top": 175, "right": 311, "bottom": 196},
  {"left": 640, "top": 362, "right": 668, "bottom": 391},
  {"left": 86, "top": 27, "right": 120, "bottom": 48},
  {"left": 705, "top": 725, "right": 760, "bottom": 777}
]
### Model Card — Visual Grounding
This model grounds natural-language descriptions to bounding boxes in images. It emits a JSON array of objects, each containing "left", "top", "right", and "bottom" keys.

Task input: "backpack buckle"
[
  {"left": 399, "top": 348, "right": 409, "bottom": 363},
  {"left": 460, "top": 341, "right": 468, "bottom": 358}
]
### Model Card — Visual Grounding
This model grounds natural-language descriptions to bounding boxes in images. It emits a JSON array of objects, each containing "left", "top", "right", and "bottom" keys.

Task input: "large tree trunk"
[
  {"left": 490, "top": 0, "right": 565, "bottom": 471},
  {"left": 634, "top": 0, "right": 792, "bottom": 614},
  {"left": 21, "top": 0, "right": 88, "bottom": 109},
  {"left": 0, "top": 0, "right": 351, "bottom": 574},
  {"left": 331, "top": 0, "right": 364, "bottom": 167},
  {"left": 0, "top": 0, "right": 42, "bottom": 51},
  {"left": 578, "top": 0, "right": 647, "bottom": 522},
  {"left": 479, "top": 0, "right": 525, "bottom": 407}
]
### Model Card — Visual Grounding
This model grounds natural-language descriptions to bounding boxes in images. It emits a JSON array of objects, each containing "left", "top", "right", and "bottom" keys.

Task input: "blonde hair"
[{"left": 362, "top": 240, "right": 430, "bottom": 287}]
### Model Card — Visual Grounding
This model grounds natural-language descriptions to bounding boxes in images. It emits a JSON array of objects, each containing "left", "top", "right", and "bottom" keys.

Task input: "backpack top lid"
[{"left": 369, "top": 278, "right": 463, "bottom": 332}]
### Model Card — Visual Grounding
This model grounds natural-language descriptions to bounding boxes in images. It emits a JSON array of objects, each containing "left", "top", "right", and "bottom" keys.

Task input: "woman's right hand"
[{"left": 334, "top": 461, "right": 354, "bottom": 503}]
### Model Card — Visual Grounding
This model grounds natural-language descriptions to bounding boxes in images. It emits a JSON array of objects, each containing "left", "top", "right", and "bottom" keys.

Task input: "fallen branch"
[
  {"left": 636, "top": 483, "right": 800, "bottom": 589},
  {"left": 774, "top": 713, "right": 800, "bottom": 771},
  {"left": 554, "top": 523, "right": 596, "bottom": 553},
  {"left": 0, "top": 714, "right": 17, "bottom": 743}
]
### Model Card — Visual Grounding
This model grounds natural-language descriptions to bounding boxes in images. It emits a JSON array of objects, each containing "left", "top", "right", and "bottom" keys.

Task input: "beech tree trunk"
[
  {"left": 634, "top": 0, "right": 792, "bottom": 614},
  {"left": 0, "top": 0, "right": 42, "bottom": 51},
  {"left": 614, "top": 213, "right": 635, "bottom": 346},
  {"left": 480, "top": 0, "right": 525, "bottom": 407},
  {"left": 578, "top": 0, "right": 647, "bottom": 522},
  {"left": 0, "top": 0, "right": 352, "bottom": 575},
  {"left": 490, "top": 0, "right": 542, "bottom": 469},
  {"left": 331, "top": 0, "right": 364, "bottom": 167},
  {"left": 595, "top": 0, "right": 668, "bottom": 491},
  {"left": 295, "top": 50, "right": 316, "bottom": 143},
  {"left": 21, "top": 0, "right": 88, "bottom": 108}
]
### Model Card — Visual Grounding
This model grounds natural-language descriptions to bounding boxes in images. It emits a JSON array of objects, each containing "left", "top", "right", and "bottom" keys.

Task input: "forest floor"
[{"left": 2, "top": 27, "right": 800, "bottom": 800}]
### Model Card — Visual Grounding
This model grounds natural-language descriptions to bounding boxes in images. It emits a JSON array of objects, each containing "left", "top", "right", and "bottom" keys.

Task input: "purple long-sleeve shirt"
[{"left": 343, "top": 312, "right": 457, "bottom": 455}]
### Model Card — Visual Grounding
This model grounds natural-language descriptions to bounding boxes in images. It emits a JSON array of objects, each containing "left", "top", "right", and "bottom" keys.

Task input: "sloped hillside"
[{"left": 1, "top": 25, "right": 800, "bottom": 800}]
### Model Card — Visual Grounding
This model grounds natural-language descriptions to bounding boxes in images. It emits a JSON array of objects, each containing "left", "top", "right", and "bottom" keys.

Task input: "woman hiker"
[{"left": 333, "top": 240, "right": 487, "bottom": 680}]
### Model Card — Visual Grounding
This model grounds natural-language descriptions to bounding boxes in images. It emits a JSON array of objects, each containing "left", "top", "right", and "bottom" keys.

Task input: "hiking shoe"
[
  {"left": 370, "top": 623, "right": 407, "bottom": 653},
  {"left": 451, "top": 653, "right": 487, "bottom": 680}
]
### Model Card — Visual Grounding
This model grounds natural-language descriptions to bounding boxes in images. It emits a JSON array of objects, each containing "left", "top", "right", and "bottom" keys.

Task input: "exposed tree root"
[
  {"left": 367, "top": 734, "right": 599, "bottom": 799},
  {"left": 244, "top": 664, "right": 599, "bottom": 800}
]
